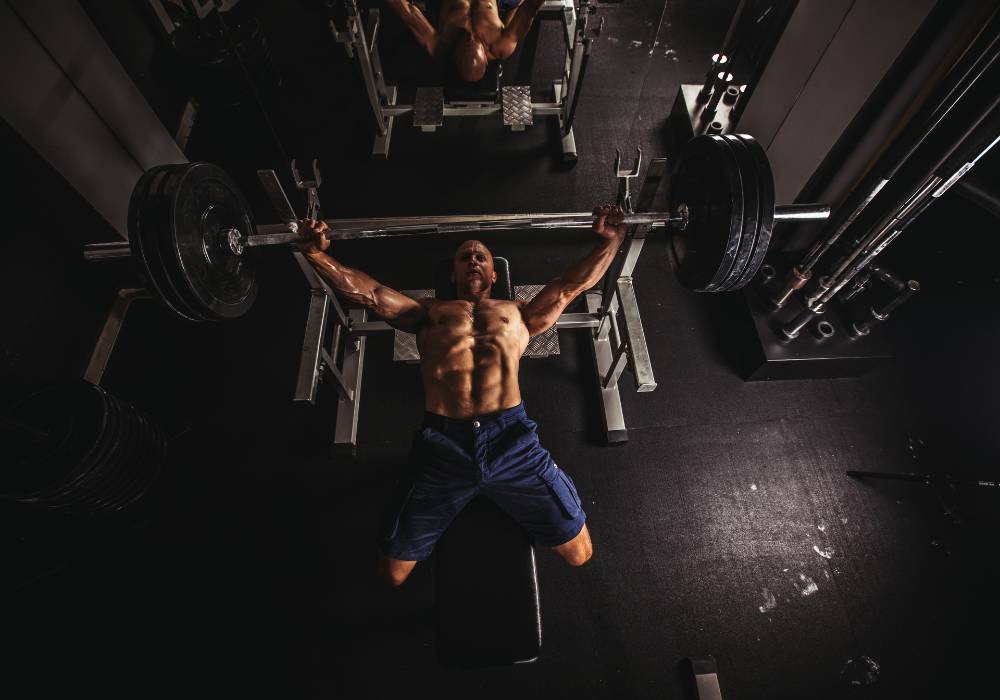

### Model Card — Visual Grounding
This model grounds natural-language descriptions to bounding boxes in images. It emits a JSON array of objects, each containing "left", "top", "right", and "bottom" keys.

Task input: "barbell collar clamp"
[{"left": 771, "top": 265, "right": 813, "bottom": 309}]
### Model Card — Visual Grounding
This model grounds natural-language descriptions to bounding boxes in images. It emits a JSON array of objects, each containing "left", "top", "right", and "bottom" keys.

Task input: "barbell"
[{"left": 83, "top": 134, "right": 830, "bottom": 322}]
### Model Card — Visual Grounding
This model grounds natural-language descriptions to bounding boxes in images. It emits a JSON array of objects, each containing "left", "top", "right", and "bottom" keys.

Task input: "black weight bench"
[{"left": 430, "top": 255, "right": 543, "bottom": 667}]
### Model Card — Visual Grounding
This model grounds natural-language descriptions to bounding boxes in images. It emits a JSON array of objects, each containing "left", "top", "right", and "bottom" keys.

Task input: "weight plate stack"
[
  {"left": 729, "top": 134, "right": 776, "bottom": 290},
  {"left": 1, "top": 381, "right": 166, "bottom": 515},
  {"left": 167, "top": 162, "right": 258, "bottom": 321},
  {"left": 129, "top": 165, "right": 208, "bottom": 321},
  {"left": 669, "top": 135, "right": 746, "bottom": 292},
  {"left": 717, "top": 135, "right": 761, "bottom": 291},
  {"left": 1, "top": 380, "right": 109, "bottom": 503},
  {"left": 128, "top": 162, "right": 259, "bottom": 322}
]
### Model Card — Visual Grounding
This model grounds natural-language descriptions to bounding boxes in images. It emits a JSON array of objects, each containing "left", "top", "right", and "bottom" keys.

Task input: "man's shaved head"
[
  {"left": 453, "top": 239, "right": 496, "bottom": 299},
  {"left": 454, "top": 31, "right": 488, "bottom": 83}
]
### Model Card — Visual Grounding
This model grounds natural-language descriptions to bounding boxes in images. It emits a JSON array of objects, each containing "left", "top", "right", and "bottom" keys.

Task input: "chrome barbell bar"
[{"left": 83, "top": 204, "right": 830, "bottom": 261}]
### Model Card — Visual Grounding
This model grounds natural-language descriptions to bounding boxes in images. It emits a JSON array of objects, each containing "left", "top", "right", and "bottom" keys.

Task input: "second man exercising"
[{"left": 387, "top": 0, "right": 546, "bottom": 82}]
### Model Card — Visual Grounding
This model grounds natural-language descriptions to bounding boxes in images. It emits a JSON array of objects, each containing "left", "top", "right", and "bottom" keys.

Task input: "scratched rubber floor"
[{"left": 5, "top": 1, "right": 1000, "bottom": 698}]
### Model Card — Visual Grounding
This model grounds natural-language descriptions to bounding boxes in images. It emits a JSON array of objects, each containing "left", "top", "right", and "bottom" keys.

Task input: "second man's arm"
[
  {"left": 298, "top": 219, "right": 428, "bottom": 333},
  {"left": 386, "top": 0, "right": 440, "bottom": 56},
  {"left": 491, "top": 0, "right": 546, "bottom": 59}
]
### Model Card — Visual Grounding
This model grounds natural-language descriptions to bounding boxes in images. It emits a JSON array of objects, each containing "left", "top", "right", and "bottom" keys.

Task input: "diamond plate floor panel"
[
  {"left": 413, "top": 87, "right": 444, "bottom": 128},
  {"left": 501, "top": 86, "right": 533, "bottom": 126}
]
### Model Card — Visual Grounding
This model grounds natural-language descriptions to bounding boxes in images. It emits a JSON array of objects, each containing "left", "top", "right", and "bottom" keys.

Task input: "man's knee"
[
  {"left": 378, "top": 555, "right": 417, "bottom": 587},
  {"left": 563, "top": 539, "right": 593, "bottom": 567},
  {"left": 554, "top": 524, "right": 593, "bottom": 566}
]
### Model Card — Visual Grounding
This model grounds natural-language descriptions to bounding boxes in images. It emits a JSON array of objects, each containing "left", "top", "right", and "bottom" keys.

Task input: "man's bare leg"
[
  {"left": 378, "top": 553, "right": 418, "bottom": 587},
  {"left": 552, "top": 523, "right": 593, "bottom": 566}
]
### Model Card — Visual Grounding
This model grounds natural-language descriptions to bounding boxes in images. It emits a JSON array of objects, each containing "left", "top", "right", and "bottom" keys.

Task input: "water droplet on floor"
[{"left": 840, "top": 656, "right": 880, "bottom": 686}]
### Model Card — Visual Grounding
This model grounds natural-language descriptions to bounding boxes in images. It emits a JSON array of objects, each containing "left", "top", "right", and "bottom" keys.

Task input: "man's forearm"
[
  {"left": 504, "top": 0, "right": 546, "bottom": 37},
  {"left": 558, "top": 233, "right": 626, "bottom": 294},
  {"left": 389, "top": 0, "right": 438, "bottom": 54},
  {"left": 305, "top": 250, "right": 381, "bottom": 308}
]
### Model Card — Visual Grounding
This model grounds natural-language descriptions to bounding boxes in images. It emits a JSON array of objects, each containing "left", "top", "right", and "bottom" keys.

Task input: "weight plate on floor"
[
  {"left": 669, "top": 135, "right": 745, "bottom": 292},
  {"left": 729, "top": 134, "right": 776, "bottom": 290},
  {"left": 85, "top": 395, "right": 138, "bottom": 512},
  {"left": 129, "top": 166, "right": 207, "bottom": 322},
  {"left": 166, "top": 162, "right": 258, "bottom": 321},
  {"left": 1, "top": 381, "right": 109, "bottom": 502},
  {"left": 717, "top": 135, "right": 761, "bottom": 291},
  {"left": 101, "top": 398, "right": 157, "bottom": 512},
  {"left": 112, "top": 411, "right": 162, "bottom": 512},
  {"left": 41, "top": 385, "right": 122, "bottom": 508}
]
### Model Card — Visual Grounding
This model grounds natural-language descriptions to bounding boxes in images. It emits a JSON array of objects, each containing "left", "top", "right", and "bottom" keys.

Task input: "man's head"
[
  {"left": 454, "top": 31, "right": 488, "bottom": 83},
  {"left": 452, "top": 239, "right": 496, "bottom": 299}
]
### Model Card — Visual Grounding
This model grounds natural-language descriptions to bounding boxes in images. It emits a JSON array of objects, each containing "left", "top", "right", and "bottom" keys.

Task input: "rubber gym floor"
[{"left": 3, "top": 1, "right": 999, "bottom": 698}]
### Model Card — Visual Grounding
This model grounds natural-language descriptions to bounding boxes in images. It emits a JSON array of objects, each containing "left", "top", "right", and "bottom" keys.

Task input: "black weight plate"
[
  {"left": 730, "top": 134, "right": 776, "bottom": 290},
  {"left": 717, "top": 135, "right": 761, "bottom": 291},
  {"left": 41, "top": 386, "right": 124, "bottom": 508},
  {"left": 1, "top": 381, "right": 109, "bottom": 501},
  {"left": 129, "top": 166, "right": 206, "bottom": 322},
  {"left": 166, "top": 162, "right": 258, "bottom": 321},
  {"left": 97, "top": 399, "right": 153, "bottom": 512},
  {"left": 106, "top": 410, "right": 160, "bottom": 513},
  {"left": 669, "top": 135, "right": 745, "bottom": 292},
  {"left": 129, "top": 166, "right": 199, "bottom": 321},
  {"left": 144, "top": 167, "right": 215, "bottom": 321},
  {"left": 116, "top": 413, "right": 164, "bottom": 512},
  {"left": 85, "top": 396, "right": 140, "bottom": 512},
  {"left": 148, "top": 165, "right": 222, "bottom": 321}
]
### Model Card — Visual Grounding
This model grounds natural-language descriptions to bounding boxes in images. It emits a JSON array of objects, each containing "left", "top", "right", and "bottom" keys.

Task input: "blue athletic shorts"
[{"left": 380, "top": 403, "right": 587, "bottom": 561}]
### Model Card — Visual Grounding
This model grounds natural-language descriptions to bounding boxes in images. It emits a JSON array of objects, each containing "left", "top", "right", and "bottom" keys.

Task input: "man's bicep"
[
  {"left": 373, "top": 286, "right": 428, "bottom": 332},
  {"left": 397, "top": 3, "right": 439, "bottom": 55}
]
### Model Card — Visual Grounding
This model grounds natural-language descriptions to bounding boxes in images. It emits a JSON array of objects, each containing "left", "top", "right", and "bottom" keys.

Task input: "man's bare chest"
[
  {"left": 439, "top": 0, "right": 503, "bottom": 38},
  {"left": 420, "top": 302, "right": 526, "bottom": 346}
]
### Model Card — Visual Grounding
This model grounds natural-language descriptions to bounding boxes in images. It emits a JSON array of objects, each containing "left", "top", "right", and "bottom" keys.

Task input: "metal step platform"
[
  {"left": 501, "top": 86, "right": 533, "bottom": 129},
  {"left": 413, "top": 87, "right": 444, "bottom": 131}
]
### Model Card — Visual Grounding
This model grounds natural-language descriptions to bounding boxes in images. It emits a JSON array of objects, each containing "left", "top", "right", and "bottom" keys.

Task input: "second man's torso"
[{"left": 438, "top": 0, "right": 505, "bottom": 54}]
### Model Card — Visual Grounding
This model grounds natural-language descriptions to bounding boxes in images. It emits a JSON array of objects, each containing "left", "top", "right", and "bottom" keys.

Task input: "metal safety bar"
[
  {"left": 83, "top": 288, "right": 151, "bottom": 386},
  {"left": 254, "top": 166, "right": 365, "bottom": 454}
]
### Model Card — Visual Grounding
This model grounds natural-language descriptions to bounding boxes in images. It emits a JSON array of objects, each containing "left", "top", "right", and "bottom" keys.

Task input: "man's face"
[{"left": 452, "top": 240, "right": 496, "bottom": 296}]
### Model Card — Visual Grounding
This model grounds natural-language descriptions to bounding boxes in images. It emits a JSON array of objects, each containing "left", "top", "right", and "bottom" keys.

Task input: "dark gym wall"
[
  {"left": 0, "top": 118, "right": 119, "bottom": 398},
  {"left": 77, "top": 0, "right": 193, "bottom": 135}
]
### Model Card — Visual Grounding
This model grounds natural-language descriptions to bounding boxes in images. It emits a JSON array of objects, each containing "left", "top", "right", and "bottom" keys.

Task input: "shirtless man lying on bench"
[
  {"left": 297, "top": 205, "right": 627, "bottom": 586},
  {"left": 387, "top": 0, "right": 546, "bottom": 82}
]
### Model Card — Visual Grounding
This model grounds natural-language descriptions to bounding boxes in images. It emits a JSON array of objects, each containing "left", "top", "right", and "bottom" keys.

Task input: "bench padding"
[{"left": 435, "top": 496, "right": 542, "bottom": 666}]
